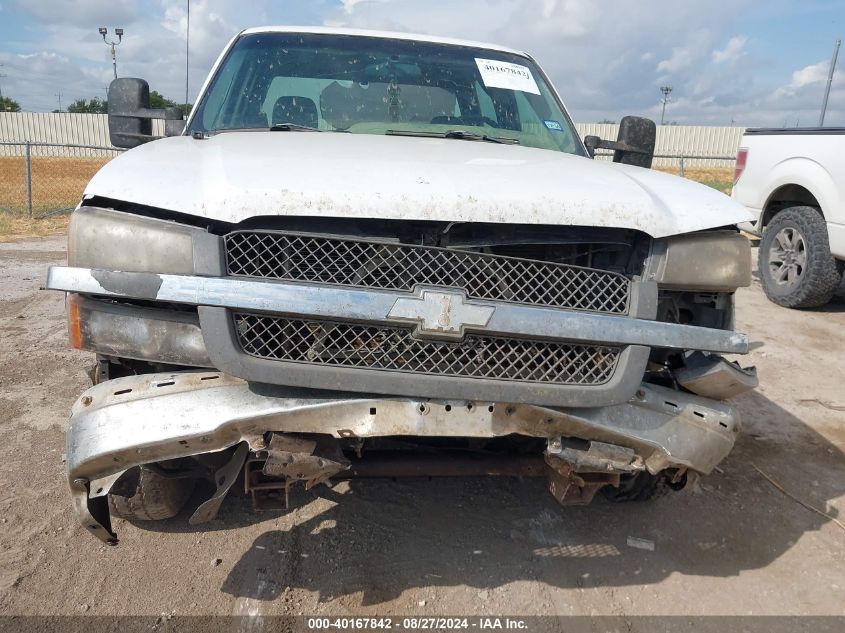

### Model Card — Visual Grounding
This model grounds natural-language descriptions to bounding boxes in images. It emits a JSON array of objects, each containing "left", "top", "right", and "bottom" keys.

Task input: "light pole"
[
  {"left": 660, "top": 86, "right": 673, "bottom": 125},
  {"left": 99, "top": 27, "right": 124, "bottom": 80}
]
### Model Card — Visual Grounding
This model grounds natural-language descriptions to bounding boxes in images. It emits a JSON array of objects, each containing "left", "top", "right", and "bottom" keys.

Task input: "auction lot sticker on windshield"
[{"left": 475, "top": 58, "right": 540, "bottom": 94}]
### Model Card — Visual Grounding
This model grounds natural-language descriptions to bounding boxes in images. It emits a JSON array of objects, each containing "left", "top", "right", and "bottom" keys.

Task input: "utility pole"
[
  {"left": 99, "top": 27, "right": 124, "bottom": 80},
  {"left": 819, "top": 38, "right": 841, "bottom": 127},
  {"left": 0, "top": 64, "right": 6, "bottom": 100},
  {"left": 660, "top": 86, "right": 673, "bottom": 125},
  {"left": 55, "top": 92, "right": 63, "bottom": 112}
]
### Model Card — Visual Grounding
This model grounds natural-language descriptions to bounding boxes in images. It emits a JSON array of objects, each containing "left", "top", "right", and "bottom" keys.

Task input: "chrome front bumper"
[
  {"left": 68, "top": 371, "right": 739, "bottom": 543},
  {"left": 46, "top": 266, "right": 749, "bottom": 407}
]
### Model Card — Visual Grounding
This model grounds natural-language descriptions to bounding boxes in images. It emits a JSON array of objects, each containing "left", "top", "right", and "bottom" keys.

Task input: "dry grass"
[
  {"left": 0, "top": 214, "right": 70, "bottom": 242},
  {"left": 656, "top": 166, "right": 734, "bottom": 194},
  {"left": 0, "top": 155, "right": 111, "bottom": 214}
]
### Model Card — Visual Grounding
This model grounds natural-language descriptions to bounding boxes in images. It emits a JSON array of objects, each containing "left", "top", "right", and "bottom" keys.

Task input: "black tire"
[
  {"left": 108, "top": 467, "right": 196, "bottom": 521},
  {"left": 759, "top": 206, "right": 842, "bottom": 309},
  {"left": 601, "top": 471, "right": 686, "bottom": 503}
]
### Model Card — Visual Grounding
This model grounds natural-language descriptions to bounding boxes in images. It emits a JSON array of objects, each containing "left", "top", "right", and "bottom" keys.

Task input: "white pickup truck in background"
[{"left": 732, "top": 127, "right": 845, "bottom": 308}]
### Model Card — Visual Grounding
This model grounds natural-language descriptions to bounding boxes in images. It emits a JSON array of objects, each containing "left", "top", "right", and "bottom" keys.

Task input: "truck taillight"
[{"left": 733, "top": 148, "right": 748, "bottom": 184}]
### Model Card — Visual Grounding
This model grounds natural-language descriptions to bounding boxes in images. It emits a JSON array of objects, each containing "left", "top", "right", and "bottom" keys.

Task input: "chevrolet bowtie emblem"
[{"left": 387, "top": 288, "right": 495, "bottom": 340}]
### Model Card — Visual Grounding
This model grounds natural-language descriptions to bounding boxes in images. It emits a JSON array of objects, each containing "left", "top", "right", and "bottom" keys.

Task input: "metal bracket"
[
  {"left": 544, "top": 453, "right": 620, "bottom": 506},
  {"left": 188, "top": 442, "right": 249, "bottom": 525},
  {"left": 262, "top": 433, "right": 350, "bottom": 490},
  {"left": 547, "top": 438, "right": 644, "bottom": 474},
  {"left": 69, "top": 476, "right": 119, "bottom": 545}
]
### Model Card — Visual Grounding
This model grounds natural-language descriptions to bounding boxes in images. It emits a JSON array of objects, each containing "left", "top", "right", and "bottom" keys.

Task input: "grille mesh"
[
  {"left": 234, "top": 313, "right": 621, "bottom": 385},
  {"left": 225, "top": 231, "right": 630, "bottom": 314}
]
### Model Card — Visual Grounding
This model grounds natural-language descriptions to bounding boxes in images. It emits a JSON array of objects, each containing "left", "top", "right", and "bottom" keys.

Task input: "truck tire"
[
  {"left": 759, "top": 206, "right": 842, "bottom": 308},
  {"left": 108, "top": 467, "right": 195, "bottom": 521},
  {"left": 601, "top": 471, "right": 686, "bottom": 502}
]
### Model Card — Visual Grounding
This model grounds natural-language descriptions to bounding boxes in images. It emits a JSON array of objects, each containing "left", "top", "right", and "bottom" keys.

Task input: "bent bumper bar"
[{"left": 67, "top": 371, "right": 739, "bottom": 543}]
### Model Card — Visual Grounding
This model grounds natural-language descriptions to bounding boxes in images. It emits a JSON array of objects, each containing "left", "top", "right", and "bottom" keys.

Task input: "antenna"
[
  {"left": 55, "top": 91, "right": 63, "bottom": 112},
  {"left": 185, "top": 0, "right": 190, "bottom": 109},
  {"left": 819, "top": 38, "right": 841, "bottom": 127}
]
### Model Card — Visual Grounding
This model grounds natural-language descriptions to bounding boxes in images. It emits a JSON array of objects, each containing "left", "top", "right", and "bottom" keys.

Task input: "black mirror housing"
[
  {"left": 108, "top": 78, "right": 152, "bottom": 148},
  {"left": 583, "top": 135, "right": 601, "bottom": 158},
  {"left": 108, "top": 78, "right": 184, "bottom": 149},
  {"left": 582, "top": 116, "right": 656, "bottom": 168},
  {"left": 614, "top": 116, "right": 656, "bottom": 168}
]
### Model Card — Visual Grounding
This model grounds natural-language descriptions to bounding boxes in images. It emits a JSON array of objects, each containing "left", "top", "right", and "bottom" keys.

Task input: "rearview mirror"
[
  {"left": 583, "top": 115, "right": 656, "bottom": 168},
  {"left": 108, "top": 78, "right": 184, "bottom": 149}
]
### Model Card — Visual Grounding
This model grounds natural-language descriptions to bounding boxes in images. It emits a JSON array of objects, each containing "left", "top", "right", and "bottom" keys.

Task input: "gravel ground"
[{"left": 1, "top": 235, "right": 844, "bottom": 620}]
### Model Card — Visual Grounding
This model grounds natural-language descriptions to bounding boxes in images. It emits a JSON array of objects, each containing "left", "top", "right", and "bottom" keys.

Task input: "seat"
[{"left": 272, "top": 96, "right": 319, "bottom": 128}]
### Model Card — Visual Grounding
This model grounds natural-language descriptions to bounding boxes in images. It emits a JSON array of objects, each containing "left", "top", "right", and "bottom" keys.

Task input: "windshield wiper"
[
  {"left": 386, "top": 129, "right": 519, "bottom": 145},
  {"left": 269, "top": 123, "right": 323, "bottom": 132}
]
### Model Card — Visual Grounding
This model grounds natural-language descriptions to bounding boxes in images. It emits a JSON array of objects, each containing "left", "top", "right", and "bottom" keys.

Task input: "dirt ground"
[{"left": 0, "top": 235, "right": 844, "bottom": 620}]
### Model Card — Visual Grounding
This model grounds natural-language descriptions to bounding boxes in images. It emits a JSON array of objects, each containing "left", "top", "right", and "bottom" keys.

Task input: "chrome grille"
[
  {"left": 234, "top": 313, "right": 621, "bottom": 385},
  {"left": 225, "top": 231, "right": 630, "bottom": 314}
]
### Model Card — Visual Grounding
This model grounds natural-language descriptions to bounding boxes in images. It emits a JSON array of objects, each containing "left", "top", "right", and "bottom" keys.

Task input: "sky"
[{"left": 0, "top": 0, "right": 843, "bottom": 126}]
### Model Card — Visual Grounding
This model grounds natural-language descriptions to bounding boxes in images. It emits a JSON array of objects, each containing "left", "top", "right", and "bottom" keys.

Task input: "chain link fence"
[{"left": 0, "top": 142, "right": 123, "bottom": 219}]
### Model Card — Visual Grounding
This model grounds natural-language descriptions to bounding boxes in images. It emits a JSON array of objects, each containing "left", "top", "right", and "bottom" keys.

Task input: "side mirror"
[
  {"left": 583, "top": 116, "right": 656, "bottom": 168},
  {"left": 108, "top": 78, "right": 184, "bottom": 148}
]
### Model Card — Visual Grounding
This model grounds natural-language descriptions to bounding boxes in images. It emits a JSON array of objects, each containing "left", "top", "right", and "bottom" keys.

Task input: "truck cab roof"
[{"left": 238, "top": 25, "right": 529, "bottom": 57}]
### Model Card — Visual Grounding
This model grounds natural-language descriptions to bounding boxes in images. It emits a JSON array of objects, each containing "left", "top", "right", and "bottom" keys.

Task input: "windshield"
[{"left": 188, "top": 32, "right": 584, "bottom": 155}]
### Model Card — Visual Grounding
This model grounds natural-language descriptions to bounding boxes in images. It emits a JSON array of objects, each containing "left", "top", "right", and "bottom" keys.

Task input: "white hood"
[{"left": 86, "top": 132, "right": 752, "bottom": 238}]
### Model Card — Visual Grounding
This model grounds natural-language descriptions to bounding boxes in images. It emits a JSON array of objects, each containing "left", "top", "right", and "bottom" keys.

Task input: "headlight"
[
  {"left": 68, "top": 206, "right": 212, "bottom": 275},
  {"left": 648, "top": 230, "right": 751, "bottom": 292}
]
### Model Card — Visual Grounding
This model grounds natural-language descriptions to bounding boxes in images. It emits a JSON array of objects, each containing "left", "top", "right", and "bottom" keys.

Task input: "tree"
[
  {"left": 0, "top": 96, "right": 21, "bottom": 112},
  {"left": 149, "top": 91, "right": 192, "bottom": 116},
  {"left": 67, "top": 97, "right": 108, "bottom": 114},
  {"left": 597, "top": 118, "right": 616, "bottom": 124},
  {"left": 149, "top": 90, "right": 177, "bottom": 109}
]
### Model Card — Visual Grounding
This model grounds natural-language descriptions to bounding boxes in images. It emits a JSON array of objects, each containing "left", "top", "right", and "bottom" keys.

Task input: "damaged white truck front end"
[{"left": 47, "top": 27, "right": 757, "bottom": 544}]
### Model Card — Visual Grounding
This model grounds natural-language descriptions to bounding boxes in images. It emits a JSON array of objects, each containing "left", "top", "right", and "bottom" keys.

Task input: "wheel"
[
  {"left": 601, "top": 471, "right": 686, "bottom": 502},
  {"left": 108, "top": 467, "right": 196, "bottom": 521},
  {"left": 758, "top": 206, "right": 842, "bottom": 308}
]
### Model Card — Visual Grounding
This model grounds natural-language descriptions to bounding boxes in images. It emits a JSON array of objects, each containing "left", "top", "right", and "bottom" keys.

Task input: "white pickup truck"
[
  {"left": 47, "top": 26, "right": 757, "bottom": 544},
  {"left": 732, "top": 127, "right": 845, "bottom": 308}
]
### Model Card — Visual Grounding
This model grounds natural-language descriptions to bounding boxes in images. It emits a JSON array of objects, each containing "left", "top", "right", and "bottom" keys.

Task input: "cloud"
[
  {"left": 657, "top": 47, "right": 695, "bottom": 74},
  {"left": 2, "top": 0, "right": 843, "bottom": 126},
  {"left": 2, "top": 0, "right": 267, "bottom": 111},
  {"left": 712, "top": 35, "right": 747, "bottom": 63},
  {"left": 656, "top": 30, "right": 714, "bottom": 75},
  {"left": 340, "top": 0, "right": 390, "bottom": 14},
  {"left": 773, "top": 60, "right": 829, "bottom": 98},
  {"left": 13, "top": 0, "right": 141, "bottom": 28}
]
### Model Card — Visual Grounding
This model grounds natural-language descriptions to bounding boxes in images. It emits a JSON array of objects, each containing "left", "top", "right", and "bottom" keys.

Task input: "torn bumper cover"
[{"left": 68, "top": 371, "right": 739, "bottom": 543}]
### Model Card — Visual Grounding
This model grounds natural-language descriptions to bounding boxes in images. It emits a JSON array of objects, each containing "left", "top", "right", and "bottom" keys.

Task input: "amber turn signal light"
[{"left": 67, "top": 293, "right": 84, "bottom": 350}]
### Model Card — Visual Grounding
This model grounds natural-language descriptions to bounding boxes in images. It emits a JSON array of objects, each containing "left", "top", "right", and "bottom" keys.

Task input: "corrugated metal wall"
[
  {"left": 0, "top": 112, "right": 743, "bottom": 166},
  {"left": 578, "top": 123, "right": 745, "bottom": 167},
  {"left": 0, "top": 113, "right": 162, "bottom": 155}
]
